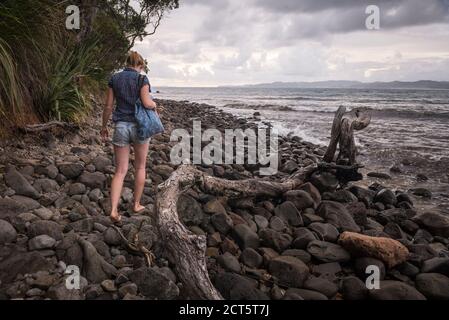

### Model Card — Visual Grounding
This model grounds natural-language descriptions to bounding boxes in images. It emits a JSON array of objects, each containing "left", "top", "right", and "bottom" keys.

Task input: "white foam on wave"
[{"left": 268, "top": 121, "right": 327, "bottom": 146}]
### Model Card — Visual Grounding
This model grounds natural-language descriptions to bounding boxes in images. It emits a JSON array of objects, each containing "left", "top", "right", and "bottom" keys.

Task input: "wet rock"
[
  {"left": 396, "top": 193, "right": 413, "bottom": 205},
  {"left": 211, "top": 212, "right": 234, "bottom": 235},
  {"left": 368, "top": 172, "right": 392, "bottom": 180},
  {"left": 118, "top": 283, "right": 138, "bottom": 298},
  {"left": 258, "top": 247, "right": 280, "bottom": 264},
  {"left": 312, "top": 262, "right": 342, "bottom": 282},
  {"left": 282, "top": 160, "right": 298, "bottom": 173},
  {"left": 415, "top": 273, "right": 449, "bottom": 300},
  {"left": 421, "top": 258, "right": 449, "bottom": 277},
  {"left": 324, "top": 190, "right": 358, "bottom": 203},
  {"left": 339, "top": 232, "right": 409, "bottom": 268},
  {"left": 177, "top": 194, "right": 204, "bottom": 226},
  {"left": 69, "top": 218, "right": 94, "bottom": 233},
  {"left": 413, "top": 212, "right": 449, "bottom": 238},
  {"left": 92, "top": 156, "right": 113, "bottom": 173},
  {"left": 416, "top": 173, "right": 428, "bottom": 181},
  {"left": 0, "top": 251, "right": 51, "bottom": 284},
  {"left": 89, "top": 188, "right": 104, "bottom": 202},
  {"left": 400, "top": 220, "right": 420, "bottom": 235},
  {"left": 152, "top": 165, "right": 174, "bottom": 180},
  {"left": 317, "top": 201, "right": 360, "bottom": 232},
  {"left": 310, "top": 171, "right": 338, "bottom": 193},
  {"left": 348, "top": 186, "right": 376, "bottom": 206},
  {"left": 308, "top": 222, "right": 339, "bottom": 242},
  {"left": 79, "top": 172, "right": 107, "bottom": 189},
  {"left": 284, "top": 190, "right": 315, "bottom": 211},
  {"left": 269, "top": 255, "right": 309, "bottom": 288},
  {"left": 374, "top": 189, "right": 397, "bottom": 206},
  {"left": 231, "top": 198, "right": 254, "bottom": 210},
  {"left": 220, "top": 237, "right": 239, "bottom": 255},
  {"left": 101, "top": 279, "right": 116, "bottom": 292},
  {"left": 214, "top": 273, "right": 269, "bottom": 300},
  {"left": 207, "top": 232, "right": 222, "bottom": 247},
  {"left": 0, "top": 197, "right": 27, "bottom": 219},
  {"left": 12, "top": 195, "right": 41, "bottom": 211},
  {"left": 390, "top": 165, "right": 402, "bottom": 173},
  {"left": 85, "top": 284, "right": 103, "bottom": 300},
  {"left": 307, "top": 240, "right": 350, "bottom": 263},
  {"left": 33, "top": 207, "right": 54, "bottom": 220},
  {"left": 129, "top": 267, "right": 179, "bottom": 300},
  {"left": 282, "top": 249, "right": 311, "bottom": 264},
  {"left": 58, "top": 163, "right": 84, "bottom": 179},
  {"left": 346, "top": 202, "right": 368, "bottom": 227},
  {"left": 42, "top": 164, "right": 59, "bottom": 179},
  {"left": 78, "top": 238, "right": 118, "bottom": 283},
  {"left": 0, "top": 219, "right": 17, "bottom": 244},
  {"left": 298, "top": 182, "right": 321, "bottom": 207},
  {"left": 240, "top": 248, "right": 263, "bottom": 268},
  {"left": 340, "top": 276, "right": 368, "bottom": 300},
  {"left": 68, "top": 183, "right": 87, "bottom": 196},
  {"left": 302, "top": 212, "right": 324, "bottom": 225},
  {"left": 412, "top": 188, "right": 432, "bottom": 199},
  {"left": 259, "top": 229, "right": 291, "bottom": 252},
  {"left": 377, "top": 208, "right": 413, "bottom": 225},
  {"left": 292, "top": 227, "right": 317, "bottom": 249},
  {"left": 285, "top": 288, "right": 328, "bottom": 300},
  {"left": 383, "top": 222, "right": 408, "bottom": 240},
  {"left": 408, "top": 244, "right": 439, "bottom": 265},
  {"left": 203, "top": 198, "right": 227, "bottom": 216},
  {"left": 396, "top": 262, "right": 420, "bottom": 278},
  {"left": 217, "top": 252, "right": 241, "bottom": 273},
  {"left": 274, "top": 201, "right": 303, "bottom": 227},
  {"left": 4, "top": 165, "right": 40, "bottom": 199},
  {"left": 28, "top": 220, "right": 63, "bottom": 241},
  {"left": 29, "top": 235, "right": 56, "bottom": 250},
  {"left": 103, "top": 227, "right": 122, "bottom": 246},
  {"left": 303, "top": 277, "right": 338, "bottom": 298},
  {"left": 254, "top": 215, "right": 269, "bottom": 230},
  {"left": 33, "top": 178, "right": 59, "bottom": 194},
  {"left": 369, "top": 280, "right": 426, "bottom": 300},
  {"left": 231, "top": 224, "right": 260, "bottom": 249}
]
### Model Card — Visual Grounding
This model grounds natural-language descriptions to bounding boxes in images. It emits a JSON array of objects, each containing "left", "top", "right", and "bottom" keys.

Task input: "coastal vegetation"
[{"left": 0, "top": 0, "right": 178, "bottom": 135}]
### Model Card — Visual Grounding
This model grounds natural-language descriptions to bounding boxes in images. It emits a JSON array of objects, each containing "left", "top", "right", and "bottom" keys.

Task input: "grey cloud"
[{"left": 192, "top": 0, "right": 449, "bottom": 44}]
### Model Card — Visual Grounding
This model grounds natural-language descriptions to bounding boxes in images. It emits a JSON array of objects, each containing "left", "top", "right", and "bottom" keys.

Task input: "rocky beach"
[{"left": 1, "top": 99, "right": 449, "bottom": 300}]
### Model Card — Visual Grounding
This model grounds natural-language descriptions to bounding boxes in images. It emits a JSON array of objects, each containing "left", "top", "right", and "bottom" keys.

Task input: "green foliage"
[{"left": 0, "top": 0, "right": 178, "bottom": 132}]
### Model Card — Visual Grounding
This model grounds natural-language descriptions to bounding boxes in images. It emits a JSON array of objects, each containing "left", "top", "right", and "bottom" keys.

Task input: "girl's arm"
[{"left": 140, "top": 84, "right": 157, "bottom": 110}]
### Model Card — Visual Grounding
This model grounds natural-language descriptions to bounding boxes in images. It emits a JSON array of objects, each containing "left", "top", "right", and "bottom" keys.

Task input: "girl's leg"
[
  {"left": 110, "top": 145, "right": 130, "bottom": 221},
  {"left": 133, "top": 142, "right": 150, "bottom": 212}
]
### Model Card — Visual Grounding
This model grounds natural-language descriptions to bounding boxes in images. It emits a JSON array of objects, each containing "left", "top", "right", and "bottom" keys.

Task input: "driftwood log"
[
  {"left": 323, "top": 106, "right": 371, "bottom": 165},
  {"left": 321, "top": 106, "right": 371, "bottom": 183},
  {"left": 156, "top": 164, "right": 316, "bottom": 300},
  {"left": 20, "top": 121, "right": 79, "bottom": 133}
]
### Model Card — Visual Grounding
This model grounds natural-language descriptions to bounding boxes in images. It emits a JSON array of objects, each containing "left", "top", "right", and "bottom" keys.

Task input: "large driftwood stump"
[
  {"left": 156, "top": 164, "right": 315, "bottom": 300},
  {"left": 323, "top": 106, "right": 371, "bottom": 165}
]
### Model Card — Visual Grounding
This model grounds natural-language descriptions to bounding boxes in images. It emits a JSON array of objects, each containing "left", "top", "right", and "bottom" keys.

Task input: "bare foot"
[
  {"left": 133, "top": 204, "right": 146, "bottom": 213},
  {"left": 110, "top": 211, "right": 122, "bottom": 223}
]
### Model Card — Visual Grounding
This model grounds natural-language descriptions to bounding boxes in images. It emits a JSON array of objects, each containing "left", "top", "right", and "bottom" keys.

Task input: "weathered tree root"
[
  {"left": 155, "top": 164, "right": 316, "bottom": 300},
  {"left": 323, "top": 106, "right": 371, "bottom": 165},
  {"left": 113, "top": 221, "right": 156, "bottom": 267},
  {"left": 20, "top": 121, "right": 79, "bottom": 133}
]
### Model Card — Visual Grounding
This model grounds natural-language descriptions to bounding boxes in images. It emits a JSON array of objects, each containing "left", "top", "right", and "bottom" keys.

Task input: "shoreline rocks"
[{"left": 0, "top": 99, "right": 448, "bottom": 300}]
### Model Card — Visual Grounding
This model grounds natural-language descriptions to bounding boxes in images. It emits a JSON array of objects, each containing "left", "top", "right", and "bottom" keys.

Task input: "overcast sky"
[{"left": 133, "top": 0, "right": 449, "bottom": 87}]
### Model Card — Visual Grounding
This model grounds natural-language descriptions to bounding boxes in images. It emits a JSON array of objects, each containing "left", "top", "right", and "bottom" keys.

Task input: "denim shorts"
[{"left": 112, "top": 122, "right": 150, "bottom": 147}]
